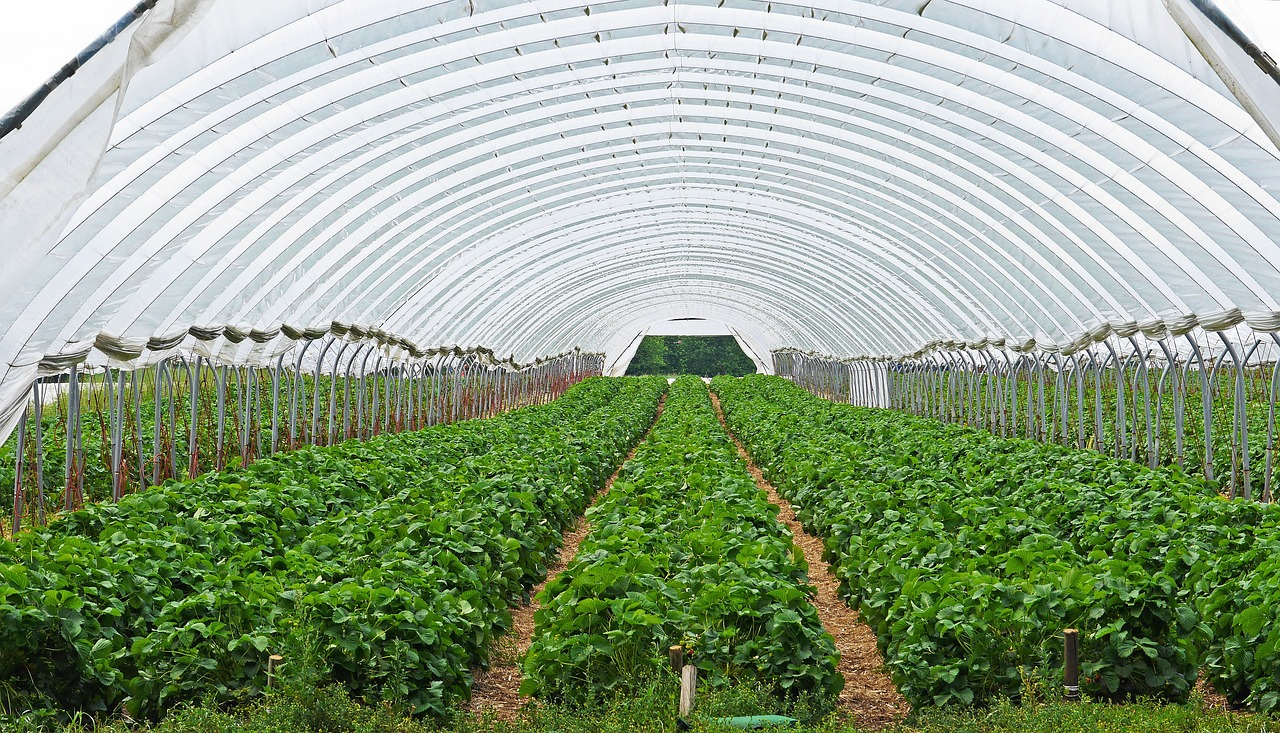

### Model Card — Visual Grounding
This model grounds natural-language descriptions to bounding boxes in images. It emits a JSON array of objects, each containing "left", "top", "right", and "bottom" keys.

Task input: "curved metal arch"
[
  {"left": 2, "top": 0, "right": 1280, "bottom": 388},
  {"left": 241, "top": 127, "right": 1100, "bottom": 340},
  {"left": 332, "top": 161, "right": 1023, "bottom": 334},
  {"left": 102, "top": 54, "right": 1218, "bottom": 340},
  {"left": 177, "top": 75, "right": 1177, "bottom": 326},
  {"left": 388, "top": 194, "right": 1002, "bottom": 342},
  {"left": 401, "top": 213, "right": 963, "bottom": 349},
  {"left": 425, "top": 244, "right": 938, "bottom": 357},
  {"left": 64, "top": 18, "right": 1274, "bottom": 342},
  {"left": 289, "top": 141, "right": 1066, "bottom": 338},
  {"left": 472, "top": 271, "right": 854, "bottom": 354},
  {"left": 556, "top": 304, "right": 788, "bottom": 366},
  {"left": 210, "top": 108, "right": 1118, "bottom": 334},
  {"left": 309, "top": 141, "right": 1090, "bottom": 331},
  {"left": 403, "top": 206, "right": 996, "bottom": 340},
  {"left": 60, "top": 95, "right": 1249, "bottom": 365},
  {"left": 520, "top": 289, "right": 831, "bottom": 366}
]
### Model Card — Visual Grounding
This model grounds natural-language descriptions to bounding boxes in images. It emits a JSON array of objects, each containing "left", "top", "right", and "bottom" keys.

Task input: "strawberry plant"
[
  {"left": 711, "top": 375, "right": 1270, "bottom": 708},
  {"left": 522, "top": 376, "right": 841, "bottom": 705},
  {"left": 0, "top": 376, "right": 667, "bottom": 721}
]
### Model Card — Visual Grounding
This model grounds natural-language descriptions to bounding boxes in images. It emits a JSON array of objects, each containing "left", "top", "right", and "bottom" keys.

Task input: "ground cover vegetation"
[
  {"left": 0, "top": 369, "right": 504, "bottom": 527},
  {"left": 0, "top": 376, "right": 666, "bottom": 724},
  {"left": 713, "top": 374, "right": 1280, "bottom": 711},
  {"left": 17, "top": 675, "right": 1277, "bottom": 733},
  {"left": 881, "top": 366, "right": 1278, "bottom": 499},
  {"left": 521, "top": 376, "right": 841, "bottom": 705}
]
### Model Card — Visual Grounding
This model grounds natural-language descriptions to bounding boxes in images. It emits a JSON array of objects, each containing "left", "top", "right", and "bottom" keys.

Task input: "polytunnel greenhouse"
[{"left": 2, "top": 0, "right": 1280, "bottom": 729}]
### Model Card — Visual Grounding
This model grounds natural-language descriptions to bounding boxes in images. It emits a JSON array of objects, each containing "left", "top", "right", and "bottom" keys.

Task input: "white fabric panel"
[
  {"left": 1, "top": 0, "right": 1280, "bottom": 440},
  {"left": 1164, "top": 0, "right": 1280, "bottom": 153}
]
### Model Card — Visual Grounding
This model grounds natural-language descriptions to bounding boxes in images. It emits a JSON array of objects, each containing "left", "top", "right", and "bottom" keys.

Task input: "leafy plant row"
[
  {"left": 522, "top": 376, "right": 842, "bottom": 704},
  {"left": 0, "top": 375, "right": 667, "bottom": 722},
  {"left": 713, "top": 375, "right": 1280, "bottom": 711}
]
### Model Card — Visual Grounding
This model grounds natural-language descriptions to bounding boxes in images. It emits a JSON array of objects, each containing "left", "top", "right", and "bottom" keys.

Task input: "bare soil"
[
  {"left": 709, "top": 390, "right": 909, "bottom": 730},
  {"left": 463, "top": 394, "right": 667, "bottom": 719}
]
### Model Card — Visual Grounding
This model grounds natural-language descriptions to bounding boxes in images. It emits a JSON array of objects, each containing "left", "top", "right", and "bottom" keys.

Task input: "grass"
[{"left": 7, "top": 677, "right": 1278, "bottom": 733}]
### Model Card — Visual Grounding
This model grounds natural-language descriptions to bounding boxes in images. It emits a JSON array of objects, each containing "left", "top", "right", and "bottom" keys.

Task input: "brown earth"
[
  {"left": 463, "top": 393, "right": 667, "bottom": 720},
  {"left": 709, "top": 390, "right": 909, "bottom": 730}
]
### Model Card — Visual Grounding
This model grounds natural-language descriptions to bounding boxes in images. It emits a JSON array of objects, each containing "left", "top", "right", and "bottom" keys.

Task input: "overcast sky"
[{"left": 1, "top": 0, "right": 1278, "bottom": 115}]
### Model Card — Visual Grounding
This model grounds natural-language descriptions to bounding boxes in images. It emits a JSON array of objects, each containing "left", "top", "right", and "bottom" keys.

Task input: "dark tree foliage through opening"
[{"left": 625, "top": 335, "right": 756, "bottom": 377}]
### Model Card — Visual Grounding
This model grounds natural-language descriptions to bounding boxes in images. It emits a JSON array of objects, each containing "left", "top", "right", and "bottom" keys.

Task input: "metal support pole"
[
  {"left": 289, "top": 339, "right": 316, "bottom": 448},
  {"left": 65, "top": 363, "right": 80, "bottom": 512},
  {"left": 1130, "top": 337, "right": 1157, "bottom": 469},
  {"left": 1267, "top": 333, "right": 1280, "bottom": 502},
  {"left": 131, "top": 369, "right": 143, "bottom": 491},
  {"left": 152, "top": 362, "right": 165, "bottom": 486},
  {"left": 188, "top": 357, "right": 201, "bottom": 478},
  {"left": 1186, "top": 335, "right": 1215, "bottom": 484},
  {"left": 166, "top": 359, "right": 179, "bottom": 479},
  {"left": 11, "top": 407, "right": 26, "bottom": 535},
  {"left": 214, "top": 365, "right": 228, "bottom": 471},
  {"left": 32, "top": 381, "right": 44, "bottom": 526},
  {"left": 1218, "top": 332, "right": 1251, "bottom": 500},
  {"left": 311, "top": 337, "right": 337, "bottom": 447}
]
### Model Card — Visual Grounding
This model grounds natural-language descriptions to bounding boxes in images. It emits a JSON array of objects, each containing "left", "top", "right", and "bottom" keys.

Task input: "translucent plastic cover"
[{"left": 1, "top": 0, "right": 1279, "bottom": 430}]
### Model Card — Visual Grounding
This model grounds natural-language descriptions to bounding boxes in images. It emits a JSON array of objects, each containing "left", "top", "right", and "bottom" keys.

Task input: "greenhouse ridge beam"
[{"left": 1, "top": 0, "right": 1280, "bottom": 446}]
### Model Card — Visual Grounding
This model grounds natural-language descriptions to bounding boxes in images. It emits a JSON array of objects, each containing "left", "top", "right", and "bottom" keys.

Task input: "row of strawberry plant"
[
  {"left": 521, "top": 376, "right": 842, "bottom": 704},
  {"left": 793, "top": 392, "right": 1280, "bottom": 711},
  {"left": 0, "top": 375, "right": 667, "bottom": 721},
  {"left": 712, "top": 375, "right": 1279, "bottom": 708}
]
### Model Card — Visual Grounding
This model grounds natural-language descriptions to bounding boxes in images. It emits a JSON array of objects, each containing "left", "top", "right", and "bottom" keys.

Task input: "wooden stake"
[
  {"left": 267, "top": 654, "right": 284, "bottom": 688},
  {"left": 679, "top": 664, "right": 698, "bottom": 718},
  {"left": 1063, "top": 629, "right": 1080, "bottom": 701},
  {"left": 669, "top": 645, "right": 684, "bottom": 673}
]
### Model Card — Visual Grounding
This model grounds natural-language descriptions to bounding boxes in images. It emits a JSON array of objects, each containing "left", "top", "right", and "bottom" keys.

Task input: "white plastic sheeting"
[
  {"left": 605, "top": 318, "right": 770, "bottom": 375},
  {"left": 2, "top": 0, "right": 1280, "bottom": 436}
]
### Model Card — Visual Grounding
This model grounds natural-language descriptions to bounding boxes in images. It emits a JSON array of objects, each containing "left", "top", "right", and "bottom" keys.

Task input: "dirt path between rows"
[
  {"left": 464, "top": 393, "right": 667, "bottom": 719},
  {"left": 709, "top": 390, "right": 908, "bottom": 730}
]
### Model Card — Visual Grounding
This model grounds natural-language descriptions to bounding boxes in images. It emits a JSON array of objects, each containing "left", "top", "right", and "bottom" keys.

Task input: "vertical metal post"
[
  {"left": 1102, "top": 340, "right": 1125, "bottom": 459},
  {"left": 269, "top": 353, "right": 283, "bottom": 454},
  {"left": 450, "top": 356, "right": 462, "bottom": 424},
  {"left": 1048, "top": 353, "right": 1064, "bottom": 445},
  {"left": 357, "top": 349, "right": 375, "bottom": 436},
  {"left": 1266, "top": 333, "right": 1280, "bottom": 502},
  {"left": 131, "top": 369, "right": 144, "bottom": 491},
  {"left": 326, "top": 342, "right": 350, "bottom": 444},
  {"left": 166, "top": 360, "right": 179, "bottom": 479},
  {"left": 112, "top": 367, "right": 126, "bottom": 500},
  {"left": 153, "top": 362, "right": 165, "bottom": 486},
  {"left": 1002, "top": 351, "right": 1016, "bottom": 437},
  {"left": 342, "top": 344, "right": 367, "bottom": 440},
  {"left": 1128, "top": 337, "right": 1156, "bottom": 468},
  {"left": 289, "top": 339, "right": 316, "bottom": 448},
  {"left": 393, "top": 362, "right": 404, "bottom": 430},
  {"left": 32, "top": 381, "right": 44, "bottom": 526},
  {"left": 214, "top": 365, "right": 227, "bottom": 471},
  {"left": 238, "top": 368, "right": 252, "bottom": 465},
  {"left": 65, "top": 363, "right": 80, "bottom": 512},
  {"left": 1186, "top": 335, "right": 1215, "bottom": 484},
  {"left": 1072, "top": 353, "right": 1086, "bottom": 450},
  {"left": 311, "top": 338, "right": 336, "bottom": 446},
  {"left": 11, "top": 407, "right": 26, "bottom": 535},
  {"left": 1218, "top": 332, "right": 1250, "bottom": 500},
  {"left": 1035, "top": 354, "right": 1047, "bottom": 441},
  {"left": 188, "top": 357, "right": 201, "bottom": 478},
  {"left": 371, "top": 357, "right": 385, "bottom": 437}
]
